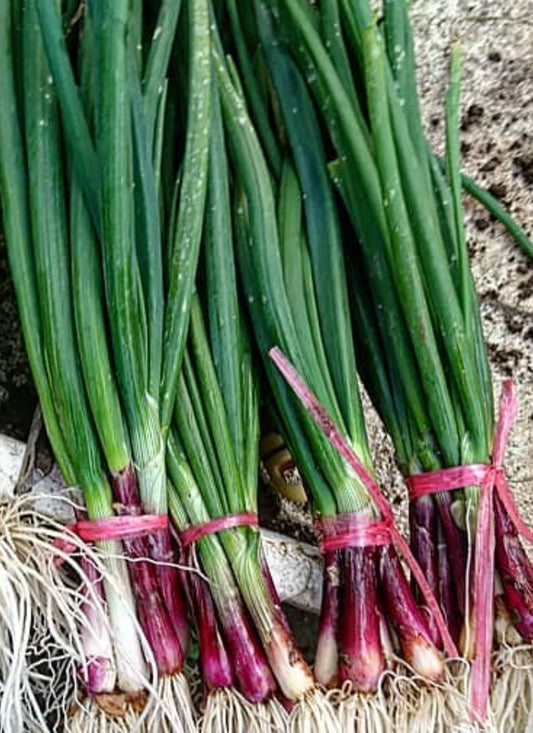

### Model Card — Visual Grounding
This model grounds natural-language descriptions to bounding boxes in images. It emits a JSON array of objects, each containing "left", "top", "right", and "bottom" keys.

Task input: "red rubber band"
[
  {"left": 407, "top": 464, "right": 489, "bottom": 500},
  {"left": 315, "top": 512, "right": 392, "bottom": 552},
  {"left": 52, "top": 513, "right": 168, "bottom": 562},
  {"left": 179, "top": 512, "right": 258, "bottom": 548}
]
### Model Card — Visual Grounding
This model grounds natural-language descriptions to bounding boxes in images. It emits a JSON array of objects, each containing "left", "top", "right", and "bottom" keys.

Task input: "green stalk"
[
  {"left": 444, "top": 45, "right": 494, "bottom": 442},
  {"left": 93, "top": 0, "right": 165, "bottom": 513},
  {"left": 258, "top": 18, "right": 370, "bottom": 462},
  {"left": 274, "top": 0, "right": 378, "bottom": 198},
  {"left": 130, "top": 58, "right": 165, "bottom": 399},
  {"left": 187, "top": 301, "right": 249, "bottom": 513},
  {"left": 204, "top": 72, "right": 251, "bottom": 474},
  {"left": 22, "top": 0, "right": 147, "bottom": 693},
  {"left": 320, "top": 0, "right": 360, "bottom": 110},
  {"left": 143, "top": 0, "right": 183, "bottom": 142},
  {"left": 328, "top": 156, "right": 438, "bottom": 455},
  {"left": 383, "top": 0, "right": 428, "bottom": 169},
  {"left": 445, "top": 46, "right": 470, "bottom": 320},
  {"left": 225, "top": 0, "right": 282, "bottom": 175},
  {"left": 363, "top": 25, "right": 464, "bottom": 463},
  {"left": 0, "top": 0, "right": 75, "bottom": 484},
  {"left": 24, "top": 1, "right": 106, "bottom": 510},
  {"left": 160, "top": 0, "right": 211, "bottom": 435},
  {"left": 277, "top": 163, "right": 337, "bottom": 414},
  {"left": 216, "top": 48, "right": 367, "bottom": 513},
  {"left": 70, "top": 181, "right": 130, "bottom": 474},
  {"left": 233, "top": 194, "right": 337, "bottom": 516},
  {"left": 261, "top": 5, "right": 421, "bottom": 440},
  {"left": 174, "top": 364, "right": 228, "bottom": 518},
  {"left": 68, "top": 17, "right": 130, "bottom": 475},
  {"left": 459, "top": 171, "right": 533, "bottom": 260},
  {"left": 34, "top": 0, "right": 100, "bottom": 228}
]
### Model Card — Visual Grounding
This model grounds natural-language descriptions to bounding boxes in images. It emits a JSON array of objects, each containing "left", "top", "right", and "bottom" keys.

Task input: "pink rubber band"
[
  {"left": 52, "top": 513, "right": 168, "bottom": 564},
  {"left": 179, "top": 512, "right": 258, "bottom": 548},
  {"left": 269, "top": 346, "right": 459, "bottom": 661},
  {"left": 404, "top": 382, "right": 529, "bottom": 722},
  {"left": 407, "top": 464, "right": 489, "bottom": 500},
  {"left": 315, "top": 513, "right": 392, "bottom": 552}
]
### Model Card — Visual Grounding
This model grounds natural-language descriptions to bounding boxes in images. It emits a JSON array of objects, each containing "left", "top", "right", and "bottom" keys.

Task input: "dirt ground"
[{"left": 0, "top": 241, "right": 35, "bottom": 440}]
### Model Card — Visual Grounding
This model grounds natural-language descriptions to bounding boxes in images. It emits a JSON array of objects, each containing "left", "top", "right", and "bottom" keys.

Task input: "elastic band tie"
[
  {"left": 179, "top": 512, "right": 258, "bottom": 548},
  {"left": 268, "top": 346, "right": 459, "bottom": 662},
  {"left": 315, "top": 513, "right": 392, "bottom": 553},
  {"left": 407, "top": 464, "right": 489, "bottom": 501},
  {"left": 53, "top": 513, "right": 168, "bottom": 563},
  {"left": 406, "top": 380, "right": 528, "bottom": 723}
]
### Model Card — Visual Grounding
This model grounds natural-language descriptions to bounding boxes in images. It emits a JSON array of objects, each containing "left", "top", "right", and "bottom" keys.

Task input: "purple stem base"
[
  {"left": 338, "top": 547, "right": 385, "bottom": 692},
  {"left": 112, "top": 464, "right": 185, "bottom": 675},
  {"left": 436, "top": 523, "right": 462, "bottom": 644},
  {"left": 218, "top": 594, "right": 278, "bottom": 703},
  {"left": 494, "top": 493, "right": 533, "bottom": 640},
  {"left": 185, "top": 556, "right": 235, "bottom": 690},
  {"left": 409, "top": 496, "right": 441, "bottom": 647},
  {"left": 435, "top": 493, "right": 467, "bottom": 615},
  {"left": 378, "top": 545, "right": 443, "bottom": 682}
]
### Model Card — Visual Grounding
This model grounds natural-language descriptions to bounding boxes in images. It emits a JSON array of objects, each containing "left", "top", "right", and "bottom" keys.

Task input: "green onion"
[
  {"left": 216, "top": 11, "right": 445, "bottom": 725},
  {"left": 165, "top": 66, "right": 311, "bottom": 728}
]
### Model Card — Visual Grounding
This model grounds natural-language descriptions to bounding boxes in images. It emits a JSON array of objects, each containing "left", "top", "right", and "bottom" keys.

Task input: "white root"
[
  {"left": 141, "top": 673, "right": 197, "bottom": 733},
  {"left": 386, "top": 660, "right": 489, "bottom": 732},
  {"left": 491, "top": 645, "right": 533, "bottom": 732},
  {"left": 288, "top": 686, "right": 342, "bottom": 733},
  {"left": 0, "top": 493, "right": 185, "bottom": 733},
  {"left": 199, "top": 687, "right": 288, "bottom": 733},
  {"left": 327, "top": 680, "right": 391, "bottom": 733},
  {"left": 0, "top": 494, "right": 108, "bottom": 733}
]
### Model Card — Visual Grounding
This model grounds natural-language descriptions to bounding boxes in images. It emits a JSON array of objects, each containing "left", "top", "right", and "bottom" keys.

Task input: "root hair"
[
  {"left": 0, "top": 494, "right": 99, "bottom": 732},
  {"left": 327, "top": 680, "right": 391, "bottom": 732},
  {"left": 288, "top": 686, "right": 341, "bottom": 733},
  {"left": 199, "top": 687, "right": 288, "bottom": 733},
  {"left": 386, "top": 659, "right": 483, "bottom": 732},
  {"left": 491, "top": 644, "right": 533, "bottom": 732},
  {"left": 141, "top": 673, "right": 197, "bottom": 733}
]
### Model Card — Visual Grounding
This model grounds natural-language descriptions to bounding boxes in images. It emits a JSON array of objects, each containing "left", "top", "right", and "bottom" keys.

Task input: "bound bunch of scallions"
[{"left": 0, "top": 1, "right": 532, "bottom": 732}]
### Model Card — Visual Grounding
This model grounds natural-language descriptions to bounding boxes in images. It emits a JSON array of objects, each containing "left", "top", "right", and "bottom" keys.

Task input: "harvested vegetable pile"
[{"left": 0, "top": 1, "right": 531, "bottom": 732}]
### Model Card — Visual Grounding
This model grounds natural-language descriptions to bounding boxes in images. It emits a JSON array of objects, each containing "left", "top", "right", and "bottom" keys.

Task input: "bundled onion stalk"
[
  {"left": 167, "top": 299, "right": 292, "bottom": 732},
  {"left": 0, "top": 9, "right": 101, "bottom": 731},
  {"left": 165, "top": 71, "right": 310, "bottom": 731},
  {"left": 210, "top": 16, "right": 463, "bottom": 731},
  {"left": 0, "top": 1, "right": 148, "bottom": 729},
  {"left": 0, "top": 0, "right": 212, "bottom": 729},
  {"left": 258, "top": 0, "right": 533, "bottom": 727}
]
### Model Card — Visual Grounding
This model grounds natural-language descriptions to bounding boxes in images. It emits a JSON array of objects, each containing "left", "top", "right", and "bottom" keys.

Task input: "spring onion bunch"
[
  {"left": 166, "top": 71, "right": 312, "bottom": 731},
  {"left": 209, "top": 7, "right": 458, "bottom": 729},
  {"left": 0, "top": 1, "right": 148, "bottom": 728},
  {"left": 258, "top": 0, "right": 533, "bottom": 726},
  {"left": 0, "top": 6, "right": 99, "bottom": 731},
  {"left": 0, "top": 0, "right": 211, "bottom": 729}
]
